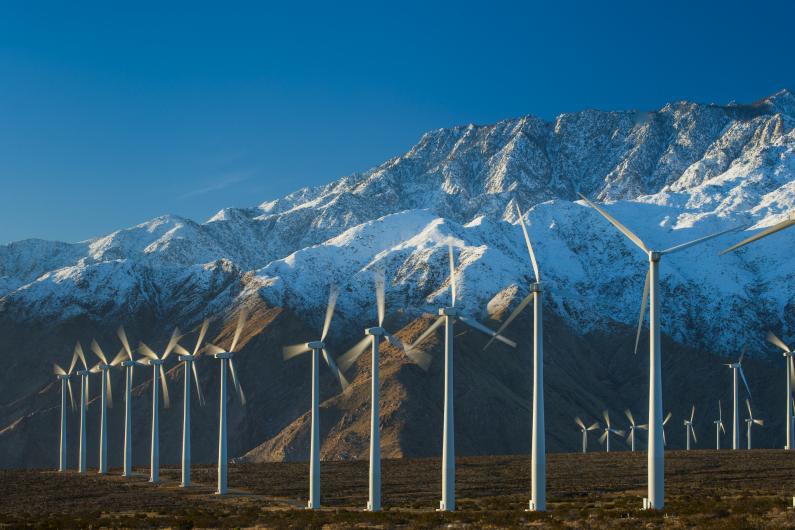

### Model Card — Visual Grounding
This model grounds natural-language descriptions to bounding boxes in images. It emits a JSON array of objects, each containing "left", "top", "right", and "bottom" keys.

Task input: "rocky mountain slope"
[{"left": 1, "top": 90, "right": 794, "bottom": 468}]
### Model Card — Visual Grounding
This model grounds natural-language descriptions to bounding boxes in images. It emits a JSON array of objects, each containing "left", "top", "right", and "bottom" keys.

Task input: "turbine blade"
[
  {"left": 613, "top": 429, "right": 626, "bottom": 437},
  {"left": 663, "top": 411, "right": 672, "bottom": 425},
  {"left": 321, "top": 286, "right": 338, "bottom": 342},
  {"left": 719, "top": 399, "right": 723, "bottom": 421},
  {"left": 790, "top": 356, "right": 795, "bottom": 389},
  {"left": 459, "top": 315, "right": 517, "bottom": 347},
  {"left": 193, "top": 319, "right": 210, "bottom": 356},
  {"left": 74, "top": 341, "right": 87, "bottom": 370},
  {"left": 230, "top": 309, "right": 248, "bottom": 353},
  {"left": 67, "top": 378, "right": 75, "bottom": 411},
  {"left": 162, "top": 327, "right": 183, "bottom": 361},
  {"left": 117, "top": 326, "right": 133, "bottom": 360},
  {"left": 766, "top": 330, "right": 791, "bottom": 353},
  {"left": 229, "top": 359, "right": 246, "bottom": 405},
  {"left": 691, "top": 427, "right": 697, "bottom": 444},
  {"left": 739, "top": 366, "right": 752, "bottom": 399},
  {"left": 159, "top": 366, "right": 170, "bottom": 409},
  {"left": 660, "top": 223, "right": 747, "bottom": 255},
  {"left": 403, "top": 346, "right": 432, "bottom": 371},
  {"left": 720, "top": 216, "right": 795, "bottom": 255},
  {"left": 624, "top": 409, "right": 635, "bottom": 426},
  {"left": 173, "top": 344, "right": 191, "bottom": 357},
  {"left": 484, "top": 293, "right": 533, "bottom": 350},
  {"left": 634, "top": 268, "right": 650, "bottom": 355},
  {"left": 111, "top": 349, "right": 127, "bottom": 366},
  {"left": 638, "top": 424, "right": 648, "bottom": 430},
  {"left": 192, "top": 361, "right": 205, "bottom": 406},
  {"left": 577, "top": 193, "right": 649, "bottom": 254},
  {"left": 408, "top": 316, "right": 445, "bottom": 351},
  {"left": 515, "top": 203, "right": 541, "bottom": 282},
  {"left": 106, "top": 370, "right": 113, "bottom": 409},
  {"left": 91, "top": 339, "right": 108, "bottom": 365},
  {"left": 755, "top": 419, "right": 764, "bottom": 426},
  {"left": 53, "top": 363, "right": 66, "bottom": 376},
  {"left": 598, "top": 431, "right": 607, "bottom": 444},
  {"left": 602, "top": 409, "right": 610, "bottom": 428},
  {"left": 746, "top": 398, "right": 752, "bottom": 418},
  {"left": 720, "top": 423, "right": 725, "bottom": 434},
  {"left": 575, "top": 416, "right": 586, "bottom": 430},
  {"left": 739, "top": 344, "right": 748, "bottom": 364},
  {"left": 384, "top": 332, "right": 406, "bottom": 352},
  {"left": 448, "top": 241, "right": 457, "bottom": 307},
  {"left": 587, "top": 422, "right": 600, "bottom": 431},
  {"left": 138, "top": 342, "right": 159, "bottom": 361},
  {"left": 321, "top": 348, "right": 349, "bottom": 390},
  {"left": 690, "top": 405, "right": 695, "bottom": 422},
  {"left": 204, "top": 343, "right": 226, "bottom": 357},
  {"left": 375, "top": 270, "right": 385, "bottom": 327},
  {"left": 337, "top": 335, "right": 371, "bottom": 372},
  {"left": 282, "top": 343, "right": 311, "bottom": 360}
]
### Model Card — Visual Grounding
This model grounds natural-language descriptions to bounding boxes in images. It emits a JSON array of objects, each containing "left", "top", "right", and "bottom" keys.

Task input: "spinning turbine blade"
[
  {"left": 515, "top": 204, "right": 540, "bottom": 282},
  {"left": 117, "top": 326, "right": 133, "bottom": 360},
  {"left": 746, "top": 398, "right": 752, "bottom": 418},
  {"left": 53, "top": 363, "right": 66, "bottom": 376},
  {"left": 338, "top": 336, "right": 371, "bottom": 372},
  {"left": 598, "top": 431, "right": 608, "bottom": 444},
  {"left": 691, "top": 427, "right": 697, "bottom": 444},
  {"left": 602, "top": 410, "right": 611, "bottom": 428},
  {"left": 663, "top": 412, "right": 672, "bottom": 425},
  {"left": 75, "top": 342, "right": 87, "bottom": 370},
  {"left": 634, "top": 269, "right": 650, "bottom": 355},
  {"left": 578, "top": 193, "right": 649, "bottom": 253},
  {"left": 587, "top": 422, "right": 599, "bottom": 431},
  {"left": 321, "top": 286, "right": 338, "bottom": 342},
  {"left": 720, "top": 214, "right": 795, "bottom": 255},
  {"left": 484, "top": 293, "right": 533, "bottom": 350},
  {"left": 739, "top": 345, "right": 748, "bottom": 364},
  {"left": 138, "top": 343, "right": 159, "bottom": 361},
  {"left": 111, "top": 349, "right": 127, "bottom": 366},
  {"left": 91, "top": 339, "right": 108, "bottom": 365},
  {"left": 739, "top": 366, "right": 752, "bottom": 398},
  {"left": 575, "top": 416, "right": 586, "bottom": 431},
  {"left": 173, "top": 344, "right": 191, "bottom": 357},
  {"left": 408, "top": 316, "right": 445, "bottom": 351},
  {"left": 389, "top": 333, "right": 431, "bottom": 370},
  {"left": 690, "top": 405, "right": 695, "bottom": 422},
  {"left": 68, "top": 350, "right": 78, "bottom": 374},
  {"left": 719, "top": 400, "right": 723, "bottom": 422},
  {"left": 230, "top": 310, "right": 248, "bottom": 353},
  {"left": 282, "top": 343, "right": 311, "bottom": 360},
  {"left": 159, "top": 366, "right": 170, "bottom": 408},
  {"left": 204, "top": 343, "right": 226, "bottom": 356},
  {"left": 660, "top": 223, "right": 747, "bottom": 255},
  {"left": 193, "top": 319, "right": 209, "bottom": 356},
  {"left": 229, "top": 359, "right": 246, "bottom": 405},
  {"left": 448, "top": 241, "right": 457, "bottom": 307},
  {"left": 192, "top": 362, "right": 204, "bottom": 406},
  {"left": 625, "top": 409, "right": 635, "bottom": 426},
  {"left": 766, "top": 330, "right": 791, "bottom": 353},
  {"left": 458, "top": 315, "right": 517, "bottom": 347},
  {"left": 375, "top": 270, "right": 386, "bottom": 327},
  {"left": 162, "top": 327, "right": 182, "bottom": 361},
  {"left": 67, "top": 379, "right": 75, "bottom": 411},
  {"left": 321, "top": 348, "right": 349, "bottom": 390}
]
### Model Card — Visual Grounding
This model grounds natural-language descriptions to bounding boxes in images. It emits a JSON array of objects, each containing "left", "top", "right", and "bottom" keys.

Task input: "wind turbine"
[
  {"left": 283, "top": 286, "right": 350, "bottom": 510},
  {"left": 723, "top": 347, "right": 752, "bottom": 450},
  {"left": 89, "top": 340, "right": 126, "bottom": 474},
  {"left": 766, "top": 330, "right": 794, "bottom": 450},
  {"left": 574, "top": 417, "right": 599, "bottom": 453},
  {"left": 714, "top": 400, "right": 726, "bottom": 450},
  {"left": 484, "top": 203, "right": 546, "bottom": 511},
  {"left": 117, "top": 326, "right": 146, "bottom": 477},
  {"left": 171, "top": 319, "right": 209, "bottom": 488},
  {"left": 598, "top": 411, "right": 625, "bottom": 452},
  {"left": 337, "top": 271, "right": 432, "bottom": 512},
  {"left": 139, "top": 328, "right": 180, "bottom": 483},
  {"left": 683, "top": 405, "right": 697, "bottom": 451},
  {"left": 720, "top": 212, "right": 795, "bottom": 255},
  {"left": 625, "top": 409, "right": 648, "bottom": 452},
  {"left": 53, "top": 349, "right": 78, "bottom": 472},
  {"left": 579, "top": 193, "right": 743, "bottom": 510},
  {"left": 205, "top": 312, "right": 249, "bottom": 496},
  {"left": 408, "top": 242, "right": 516, "bottom": 512},
  {"left": 73, "top": 342, "right": 90, "bottom": 474},
  {"left": 745, "top": 399, "right": 764, "bottom": 449}
]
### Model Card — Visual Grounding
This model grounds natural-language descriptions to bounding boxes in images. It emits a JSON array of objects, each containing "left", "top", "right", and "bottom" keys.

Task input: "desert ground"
[{"left": 3, "top": 450, "right": 795, "bottom": 528}]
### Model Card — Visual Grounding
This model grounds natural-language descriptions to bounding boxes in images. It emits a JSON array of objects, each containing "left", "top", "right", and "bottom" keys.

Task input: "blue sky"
[{"left": 1, "top": 0, "right": 793, "bottom": 243}]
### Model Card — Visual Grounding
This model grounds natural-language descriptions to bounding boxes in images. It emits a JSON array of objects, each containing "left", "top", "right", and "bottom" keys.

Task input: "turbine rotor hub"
[
  {"left": 365, "top": 327, "right": 385, "bottom": 336},
  {"left": 439, "top": 307, "right": 459, "bottom": 317},
  {"left": 307, "top": 341, "right": 325, "bottom": 350}
]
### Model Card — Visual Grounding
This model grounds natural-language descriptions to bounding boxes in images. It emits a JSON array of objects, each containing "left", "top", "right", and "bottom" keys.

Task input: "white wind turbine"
[
  {"left": 723, "top": 347, "right": 752, "bottom": 450},
  {"left": 714, "top": 400, "right": 726, "bottom": 450},
  {"left": 336, "top": 271, "right": 432, "bottom": 512},
  {"left": 73, "top": 342, "right": 91, "bottom": 474},
  {"left": 408, "top": 242, "right": 516, "bottom": 512},
  {"left": 139, "top": 328, "right": 180, "bottom": 483},
  {"left": 598, "top": 411, "right": 625, "bottom": 452},
  {"left": 745, "top": 399, "right": 764, "bottom": 450},
  {"left": 204, "top": 312, "right": 249, "bottom": 496},
  {"left": 625, "top": 409, "right": 648, "bottom": 452},
  {"left": 89, "top": 340, "right": 126, "bottom": 474},
  {"left": 53, "top": 349, "right": 78, "bottom": 472},
  {"left": 574, "top": 417, "right": 599, "bottom": 453},
  {"left": 171, "top": 319, "right": 209, "bottom": 488},
  {"left": 766, "top": 330, "right": 794, "bottom": 450},
  {"left": 579, "top": 193, "right": 743, "bottom": 510},
  {"left": 117, "top": 326, "right": 146, "bottom": 477},
  {"left": 484, "top": 203, "right": 546, "bottom": 511},
  {"left": 283, "top": 286, "right": 350, "bottom": 510},
  {"left": 683, "top": 405, "right": 697, "bottom": 451}
]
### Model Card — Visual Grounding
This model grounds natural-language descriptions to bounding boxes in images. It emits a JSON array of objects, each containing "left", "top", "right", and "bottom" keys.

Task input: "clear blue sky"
[{"left": 1, "top": 0, "right": 793, "bottom": 244}]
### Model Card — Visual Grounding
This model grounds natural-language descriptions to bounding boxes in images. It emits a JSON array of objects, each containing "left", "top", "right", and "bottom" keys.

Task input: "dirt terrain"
[{"left": 2, "top": 450, "right": 795, "bottom": 528}]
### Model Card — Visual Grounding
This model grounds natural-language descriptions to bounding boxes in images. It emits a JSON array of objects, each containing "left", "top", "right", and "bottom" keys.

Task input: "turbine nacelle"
[
  {"left": 365, "top": 327, "right": 385, "bottom": 337},
  {"left": 307, "top": 341, "right": 325, "bottom": 350},
  {"left": 119, "top": 359, "right": 145, "bottom": 367},
  {"left": 147, "top": 359, "right": 164, "bottom": 366},
  {"left": 438, "top": 307, "right": 459, "bottom": 317},
  {"left": 213, "top": 352, "right": 233, "bottom": 360}
]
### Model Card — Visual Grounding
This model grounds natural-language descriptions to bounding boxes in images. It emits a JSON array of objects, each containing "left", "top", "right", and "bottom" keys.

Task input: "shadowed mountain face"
[{"left": 1, "top": 90, "right": 794, "bottom": 468}]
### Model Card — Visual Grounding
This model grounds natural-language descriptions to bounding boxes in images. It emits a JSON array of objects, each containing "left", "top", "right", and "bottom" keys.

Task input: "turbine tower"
[
  {"left": 723, "top": 348, "right": 751, "bottom": 450},
  {"left": 598, "top": 411, "right": 625, "bottom": 452},
  {"left": 766, "top": 330, "right": 794, "bottom": 450},
  {"left": 625, "top": 409, "right": 647, "bottom": 452},
  {"left": 745, "top": 399, "right": 764, "bottom": 449},
  {"left": 283, "top": 286, "right": 350, "bottom": 510},
  {"left": 89, "top": 340, "right": 126, "bottom": 474},
  {"left": 714, "top": 400, "right": 726, "bottom": 450},
  {"left": 53, "top": 350, "right": 78, "bottom": 472},
  {"left": 117, "top": 326, "right": 146, "bottom": 477},
  {"left": 574, "top": 417, "right": 599, "bottom": 453},
  {"left": 683, "top": 405, "right": 697, "bottom": 451},
  {"left": 484, "top": 203, "right": 546, "bottom": 511},
  {"left": 172, "top": 319, "right": 209, "bottom": 488},
  {"left": 336, "top": 271, "right": 432, "bottom": 512},
  {"left": 139, "top": 328, "right": 180, "bottom": 483},
  {"left": 205, "top": 312, "right": 249, "bottom": 495},
  {"left": 73, "top": 342, "right": 90, "bottom": 474},
  {"left": 579, "top": 193, "right": 743, "bottom": 510},
  {"left": 408, "top": 241, "right": 516, "bottom": 512}
]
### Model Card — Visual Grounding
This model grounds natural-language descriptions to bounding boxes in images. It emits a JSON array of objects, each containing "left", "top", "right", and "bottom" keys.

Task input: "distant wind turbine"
[
  {"left": 625, "top": 409, "right": 648, "bottom": 452},
  {"left": 766, "top": 330, "right": 794, "bottom": 450},
  {"left": 73, "top": 342, "right": 90, "bottom": 474},
  {"left": 598, "top": 411, "right": 625, "bottom": 452},
  {"left": 745, "top": 399, "right": 764, "bottom": 450},
  {"left": 683, "top": 405, "right": 697, "bottom": 451},
  {"left": 117, "top": 326, "right": 146, "bottom": 478},
  {"left": 714, "top": 400, "right": 726, "bottom": 450},
  {"left": 53, "top": 349, "right": 78, "bottom": 472},
  {"left": 574, "top": 417, "right": 599, "bottom": 453},
  {"left": 89, "top": 340, "right": 126, "bottom": 474},
  {"left": 723, "top": 347, "right": 752, "bottom": 450}
]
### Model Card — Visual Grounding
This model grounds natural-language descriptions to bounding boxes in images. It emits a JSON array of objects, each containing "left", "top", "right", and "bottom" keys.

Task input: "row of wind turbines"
[{"left": 50, "top": 198, "right": 795, "bottom": 513}]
